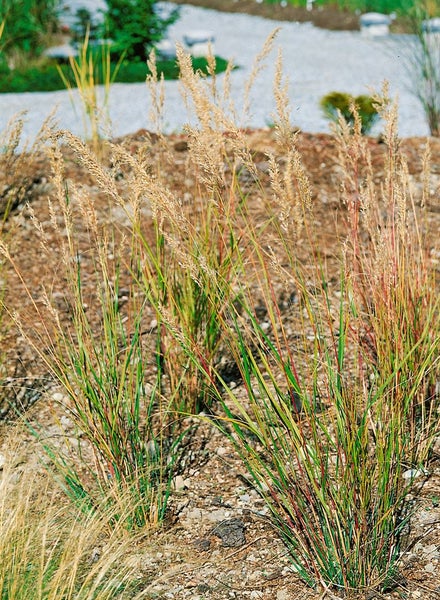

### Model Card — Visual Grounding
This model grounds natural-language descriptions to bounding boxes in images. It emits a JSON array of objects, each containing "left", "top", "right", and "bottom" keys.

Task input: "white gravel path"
[{"left": 0, "top": 2, "right": 429, "bottom": 143}]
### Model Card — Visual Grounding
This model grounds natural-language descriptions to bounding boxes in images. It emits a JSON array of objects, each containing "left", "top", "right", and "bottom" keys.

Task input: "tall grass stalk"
[
  {"left": 0, "top": 112, "right": 55, "bottom": 219},
  {"left": 57, "top": 30, "right": 122, "bottom": 153},
  {"left": 134, "top": 48, "right": 250, "bottom": 416}
]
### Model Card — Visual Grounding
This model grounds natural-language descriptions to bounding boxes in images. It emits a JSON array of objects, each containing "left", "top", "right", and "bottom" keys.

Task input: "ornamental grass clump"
[
  {"left": 336, "top": 88, "right": 440, "bottom": 466},
  {"left": 216, "top": 271, "right": 412, "bottom": 595},
  {"left": 202, "top": 179, "right": 417, "bottom": 594},
  {"left": 2, "top": 133, "right": 184, "bottom": 528},
  {"left": 134, "top": 47, "right": 261, "bottom": 416}
]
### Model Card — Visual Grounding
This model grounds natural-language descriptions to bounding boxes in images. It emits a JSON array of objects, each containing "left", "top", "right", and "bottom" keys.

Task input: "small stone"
[
  {"left": 424, "top": 562, "right": 436, "bottom": 573},
  {"left": 402, "top": 468, "right": 427, "bottom": 480},
  {"left": 185, "top": 507, "right": 204, "bottom": 522},
  {"left": 423, "top": 544, "right": 439, "bottom": 557},
  {"left": 276, "top": 589, "right": 290, "bottom": 600},
  {"left": 211, "top": 518, "right": 246, "bottom": 547},
  {"left": 0, "top": 453, "right": 5, "bottom": 470},
  {"left": 172, "top": 475, "right": 188, "bottom": 490},
  {"left": 60, "top": 415, "right": 72, "bottom": 428}
]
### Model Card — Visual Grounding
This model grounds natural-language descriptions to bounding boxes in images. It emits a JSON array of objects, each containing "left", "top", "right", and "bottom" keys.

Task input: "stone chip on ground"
[{"left": 211, "top": 518, "right": 246, "bottom": 547}]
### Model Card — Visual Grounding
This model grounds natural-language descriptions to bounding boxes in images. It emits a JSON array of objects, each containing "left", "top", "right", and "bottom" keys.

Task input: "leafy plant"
[
  {"left": 102, "top": 0, "right": 180, "bottom": 60},
  {"left": 320, "top": 91, "right": 380, "bottom": 134},
  {"left": 0, "top": 0, "right": 58, "bottom": 64}
]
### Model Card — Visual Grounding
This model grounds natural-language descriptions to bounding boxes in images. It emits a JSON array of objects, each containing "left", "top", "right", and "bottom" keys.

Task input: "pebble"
[
  {"left": 184, "top": 507, "right": 204, "bottom": 522},
  {"left": 172, "top": 475, "right": 190, "bottom": 490},
  {"left": 0, "top": 453, "right": 5, "bottom": 470},
  {"left": 260, "top": 321, "right": 270, "bottom": 332},
  {"left": 424, "top": 563, "right": 437, "bottom": 573},
  {"left": 60, "top": 415, "right": 73, "bottom": 428},
  {"left": 211, "top": 518, "right": 246, "bottom": 547},
  {"left": 402, "top": 468, "right": 428, "bottom": 480}
]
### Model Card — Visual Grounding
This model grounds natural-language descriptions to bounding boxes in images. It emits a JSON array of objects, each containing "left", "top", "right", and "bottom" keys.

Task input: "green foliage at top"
[
  {"left": 281, "top": 0, "right": 416, "bottom": 14},
  {"left": 0, "top": 55, "right": 230, "bottom": 93},
  {"left": 323, "top": 0, "right": 413, "bottom": 13},
  {"left": 102, "top": 0, "right": 180, "bottom": 60},
  {"left": 0, "top": 0, "right": 58, "bottom": 59},
  {"left": 320, "top": 91, "right": 379, "bottom": 134}
]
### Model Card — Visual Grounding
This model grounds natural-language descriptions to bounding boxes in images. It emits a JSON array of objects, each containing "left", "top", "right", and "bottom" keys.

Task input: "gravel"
[{"left": 0, "top": 2, "right": 430, "bottom": 143}]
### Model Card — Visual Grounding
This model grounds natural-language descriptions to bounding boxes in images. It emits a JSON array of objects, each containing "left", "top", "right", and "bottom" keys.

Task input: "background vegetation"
[
  {"left": 0, "top": 53, "right": 229, "bottom": 93},
  {"left": 265, "top": 0, "right": 432, "bottom": 13},
  {"left": 0, "top": 0, "right": 58, "bottom": 64},
  {"left": 103, "top": 0, "right": 180, "bottom": 60}
]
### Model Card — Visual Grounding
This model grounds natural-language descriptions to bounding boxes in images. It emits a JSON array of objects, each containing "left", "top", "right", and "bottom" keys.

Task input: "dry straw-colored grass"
[{"left": 0, "top": 440, "right": 150, "bottom": 599}]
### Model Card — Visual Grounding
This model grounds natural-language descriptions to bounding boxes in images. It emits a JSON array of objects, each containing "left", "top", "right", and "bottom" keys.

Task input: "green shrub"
[
  {"left": 0, "top": 0, "right": 58, "bottom": 60},
  {"left": 0, "top": 55, "right": 230, "bottom": 93},
  {"left": 102, "top": 0, "right": 180, "bottom": 60},
  {"left": 320, "top": 91, "right": 379, "bottom": 134}
]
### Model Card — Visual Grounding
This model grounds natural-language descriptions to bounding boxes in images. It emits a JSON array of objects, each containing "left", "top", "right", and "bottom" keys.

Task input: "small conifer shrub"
[{"left": 320, "top": 91, "right": 379, "bottom": 134}]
